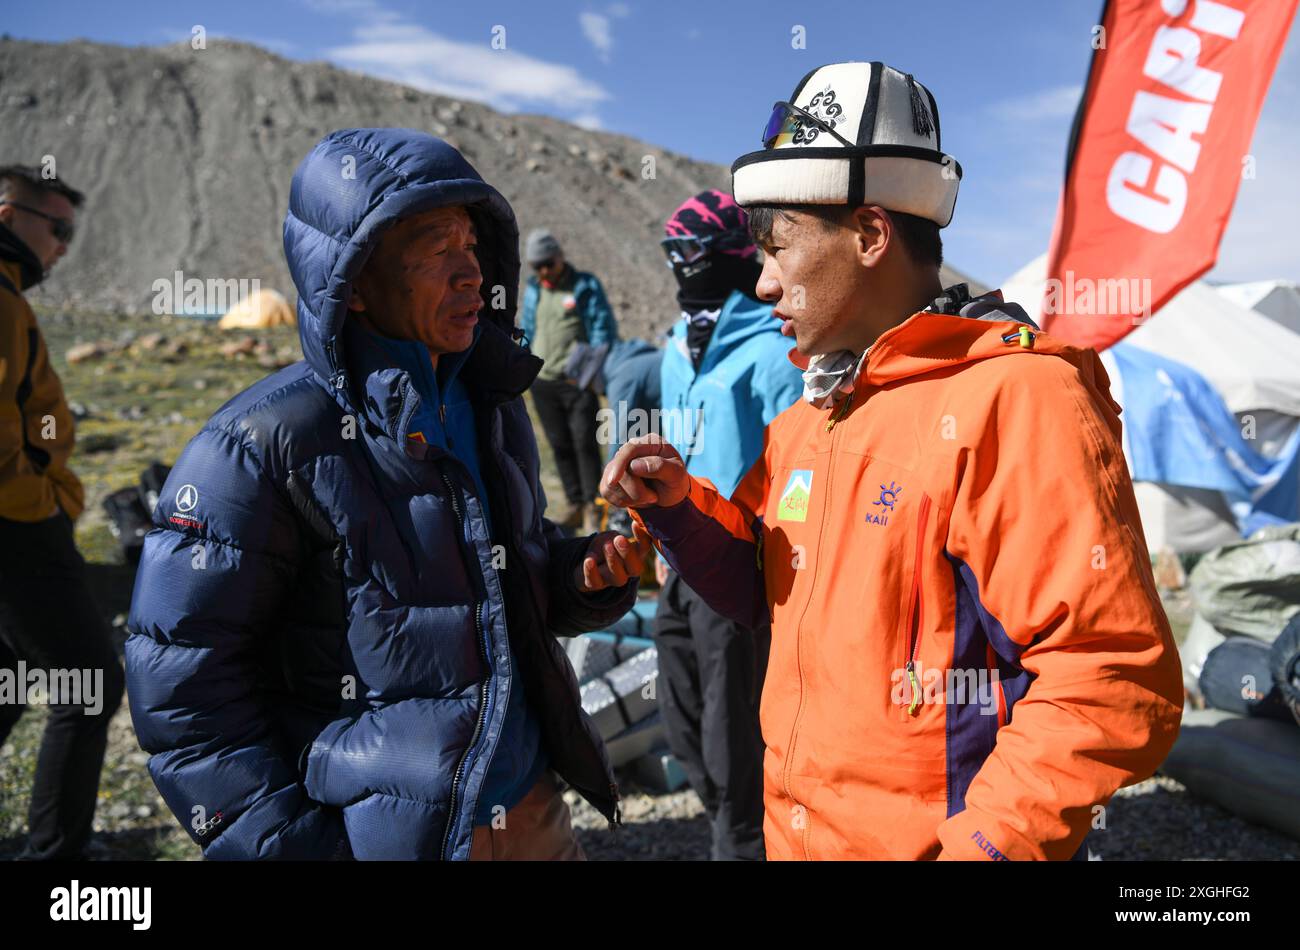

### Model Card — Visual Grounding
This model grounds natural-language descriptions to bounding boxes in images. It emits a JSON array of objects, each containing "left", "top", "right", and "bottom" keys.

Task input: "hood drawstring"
[{"left": 1003, "top": 326, "right": 1036, "bottom": 348}]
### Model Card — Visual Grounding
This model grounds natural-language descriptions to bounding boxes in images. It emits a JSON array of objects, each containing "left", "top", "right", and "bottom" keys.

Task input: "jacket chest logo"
[
  {"left": 169, "top": 484, "right": 205, "bottom": 530},
  {"left": 777, "top": 470, "right": 813, "bottom": 522},
  {"left": 865, "top": 481, "right": 901, "bottom": 526}
]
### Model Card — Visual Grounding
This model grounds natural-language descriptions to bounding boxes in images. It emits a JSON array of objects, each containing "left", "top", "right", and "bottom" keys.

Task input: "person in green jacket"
[{"left": 519, "top": 229, "right": 619, "bottom": 533}]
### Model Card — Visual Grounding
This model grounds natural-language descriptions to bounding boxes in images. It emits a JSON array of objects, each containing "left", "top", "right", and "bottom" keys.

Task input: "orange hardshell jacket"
[{"left": 632, "top": 301, "right": 1183, "bottom": 861}]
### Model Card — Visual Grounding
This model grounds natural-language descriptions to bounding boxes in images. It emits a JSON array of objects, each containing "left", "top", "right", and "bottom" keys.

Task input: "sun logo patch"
[
  {"left": 874, "top": 481, "right": 901, "bottom": 509},
  {"left": 866, "top": 481, "right": 901, "bottom": 526},
  {"left": 777, "top": 470, "right": 814, "bottom": 522}
]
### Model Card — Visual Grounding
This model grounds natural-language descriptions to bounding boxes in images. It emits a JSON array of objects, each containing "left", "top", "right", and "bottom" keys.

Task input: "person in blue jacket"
[
  {"left": 557, "top": 335, "right": 664, "bottom": 537},
  {"left": 124, "top": 129, "right": 647, "bottom": 861},
  {"left": 518, "top": 230, "right": 618, "bottom": 534},
  {"left": 654, "top": 189, "right": 803, "bottom": 860}
]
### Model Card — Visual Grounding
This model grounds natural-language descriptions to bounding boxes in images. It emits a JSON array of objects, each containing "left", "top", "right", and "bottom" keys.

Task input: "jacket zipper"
[
  {"left": 825, "top": 391, "right": 854, "bottom": 431},
  {"left": 825, "top": 344, "right": 870, "bottom": 432},
  {"left": 482, "top": 422, "right": 622, "bottom": 827},
  {"left": 987, "top": 642, "right": 1008, "bottom": 728},
  {"left": 904, "top": 493, "right": 933, "bottom": 717},
  {"left": 782, "top": 391, "right": 855, "bottom": 859},
  {"left": 438, "top": 469, "right": 493, "bottom": 861}
]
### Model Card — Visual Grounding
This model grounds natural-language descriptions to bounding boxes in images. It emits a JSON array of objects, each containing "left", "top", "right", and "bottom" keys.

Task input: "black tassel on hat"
[{"left": 906, "top": 74, "right": 934, "bottom": 138}]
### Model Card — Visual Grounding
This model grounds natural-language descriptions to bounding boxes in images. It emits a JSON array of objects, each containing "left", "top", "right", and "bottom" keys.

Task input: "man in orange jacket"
[{"left": 600, "top": 62, "right": 1183, "bottom": 861}]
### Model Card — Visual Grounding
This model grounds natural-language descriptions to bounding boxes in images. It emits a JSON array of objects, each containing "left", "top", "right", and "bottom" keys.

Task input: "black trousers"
[
  {"left": 654, "top": 571, "right": 770, "bottom": 860},
  {"left": 530, "top": 377, "right": 603, "bottom": 506},
  {"left": 0, "top": 513, "right": 125, "bottom": 860}
]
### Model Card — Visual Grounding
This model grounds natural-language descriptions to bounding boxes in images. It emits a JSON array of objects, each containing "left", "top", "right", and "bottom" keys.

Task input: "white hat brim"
[{"left": 732, "top": 149, "right": 960, "bottom": 228}]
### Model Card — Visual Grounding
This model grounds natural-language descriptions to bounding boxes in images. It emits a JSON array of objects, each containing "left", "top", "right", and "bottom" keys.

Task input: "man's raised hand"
[
  {"left": 599, "top": 435, "right": 689, "bottom": 511},
  {"left": 575, "top": 521, "right": 652, "bottom": 593}
]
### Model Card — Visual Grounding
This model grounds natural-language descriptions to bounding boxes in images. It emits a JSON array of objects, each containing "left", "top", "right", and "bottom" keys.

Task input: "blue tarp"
[{"left": 1111, "top": 342, "right": 1300, "bottom": 535}]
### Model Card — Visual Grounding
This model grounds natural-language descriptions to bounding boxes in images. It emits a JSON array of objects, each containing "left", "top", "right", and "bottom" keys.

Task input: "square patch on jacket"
[{"left": 777, "top": 469, "right": 814, "bottom": 522}]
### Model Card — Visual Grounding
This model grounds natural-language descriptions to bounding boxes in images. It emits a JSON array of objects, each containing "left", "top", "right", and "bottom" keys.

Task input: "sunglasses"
[
  {"left": 761, "top": 100, "right": 855, "bottom": 150},
  {"left": 532, "top": 257, "right": 559, "bottom": 271},
  {"left": 0, "top": 201, "right": 75, "bottom": 244},
  {"left": 660, "top": 231, "right": 752, "bottom": 267}
]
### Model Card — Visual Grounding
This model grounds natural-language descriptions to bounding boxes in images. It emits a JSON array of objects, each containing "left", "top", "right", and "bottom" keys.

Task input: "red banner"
[{"left": 1042, "top": 0, "right": 1297, "bottom": 349}]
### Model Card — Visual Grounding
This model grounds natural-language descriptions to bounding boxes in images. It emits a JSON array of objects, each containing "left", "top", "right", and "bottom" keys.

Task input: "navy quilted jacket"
[{"left": 124, "top": 129, "right": 636, "bottom": 860}]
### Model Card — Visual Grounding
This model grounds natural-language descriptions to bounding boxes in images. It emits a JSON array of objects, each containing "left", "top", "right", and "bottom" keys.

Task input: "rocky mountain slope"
[
  {"left": 0, "top": 36, "right": 734, "bottom": 338},
  {"left": 0, "top": 36, "right": 981, "bottom": 339}
]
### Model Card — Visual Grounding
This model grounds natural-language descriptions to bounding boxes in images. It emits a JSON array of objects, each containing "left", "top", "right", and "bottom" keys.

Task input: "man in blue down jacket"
[{"left": 124, "top": 129, "right": 645, "bottom": 860}]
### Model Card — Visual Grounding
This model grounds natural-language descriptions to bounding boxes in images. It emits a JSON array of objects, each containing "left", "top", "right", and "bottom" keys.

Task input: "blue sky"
[{"left": 10, "top": 0, "right": 1298, "bottom": 287}]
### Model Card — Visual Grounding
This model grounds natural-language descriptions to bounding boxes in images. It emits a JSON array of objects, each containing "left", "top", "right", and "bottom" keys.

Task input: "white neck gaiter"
[{"left": 801, "top": 348, "right": 869, "bottom": 409}]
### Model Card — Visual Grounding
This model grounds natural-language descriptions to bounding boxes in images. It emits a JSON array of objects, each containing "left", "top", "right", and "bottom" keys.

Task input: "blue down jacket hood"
[
  {"left": 284, "top": 128, "right": 522, "bottom": 386},
  {"left": 125, "top": 129, "right": 635, "bottom": 860}
]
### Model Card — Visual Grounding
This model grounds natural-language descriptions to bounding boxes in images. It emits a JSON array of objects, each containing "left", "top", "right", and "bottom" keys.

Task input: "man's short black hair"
[
  {"left": 0, "top": 165, "right": 84, "bottom": 209},
  {"left": 746, "top": 203, "right": 942, "bottom": 268}
]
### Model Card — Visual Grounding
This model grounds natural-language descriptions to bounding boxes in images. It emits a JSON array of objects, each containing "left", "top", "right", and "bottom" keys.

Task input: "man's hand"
[
  {"left": 574, "top": 521, "right": 652, "bottom": 593},
  {"left": 599, "top": 435, "right": 689, "bottom": 510}
]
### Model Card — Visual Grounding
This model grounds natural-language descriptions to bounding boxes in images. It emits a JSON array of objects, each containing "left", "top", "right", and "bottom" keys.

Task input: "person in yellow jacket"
[
  {"left": 600, "top": 63, "right": 1184, "bottom": 860},
  {"left": 0, "top": 164, "right": 124, "bottom": 860}
]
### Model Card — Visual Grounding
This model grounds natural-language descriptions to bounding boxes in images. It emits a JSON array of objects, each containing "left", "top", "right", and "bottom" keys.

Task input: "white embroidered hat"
[{"left": 731, "top": 61, "right": 961, "bottom": 227}]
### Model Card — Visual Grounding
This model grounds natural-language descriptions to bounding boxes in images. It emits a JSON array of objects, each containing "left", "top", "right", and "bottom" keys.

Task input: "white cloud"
[
  {"left": 573, "top": 113, "right": 604, "bottom": 130},
  {"left": 579, "top": 4, "right": 631, "bottom": 63},
  {"left": 322, "top": 10, "right": 611, "bottom": 116},
  {"left": 988, "top": 84, "right": 1083, "bottom": 123},
  {"left": 580, "top": 12, "right": 614, "bottom": 63},
  {"left": 1211, "top": 34, "right": 1300, "bottom": 282},
  {"left": 1212, "top": 114, "right": 1300, "bottom": 281}
]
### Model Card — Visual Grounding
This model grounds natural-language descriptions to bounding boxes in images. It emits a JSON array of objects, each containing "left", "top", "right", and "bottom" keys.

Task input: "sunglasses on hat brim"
[{"left": 761, "top": 100, "right": 855, "bottom": 150}]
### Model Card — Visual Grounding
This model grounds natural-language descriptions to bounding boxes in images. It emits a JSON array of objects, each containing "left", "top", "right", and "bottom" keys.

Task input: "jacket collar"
[
  {"left": 0, "top": 221, "right": 44, "bottom": 290},
  {"left": 862, "top": 294, "right": 1059, "bottom": 389},
  {"left": 343, "top": 316, "right": 543, "bottom": 443},
  {"left": 788, "top": 287, "right": 1049, "bottom": 406}
]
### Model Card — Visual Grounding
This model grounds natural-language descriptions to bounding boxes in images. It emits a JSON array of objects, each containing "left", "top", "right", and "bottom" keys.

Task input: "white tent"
[
  {"left": 1000, "top": 255, "right": 1300, "bottom": 553},
  {"left": 1000, "top": 255, "right": 1300, "bottom": 418},
  {"left": 1100, "top": 346, "right": 1243, "bottom": 555},
  {"left": 1217, "top": 280, "right": 1300, "bottom": 337}
]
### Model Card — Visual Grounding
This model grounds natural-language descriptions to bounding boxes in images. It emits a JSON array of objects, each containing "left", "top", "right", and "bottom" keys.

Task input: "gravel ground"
[
  {"left": 1089, "top": 776, "right": 1298, "bottom": 861},
  {"left": 568, "top": 786, "right": 711, "bottom": 861},
  {"left": 565, "top": 771, "right": 1300, "bottom": 862},
  {"left": 5, "top": 734, "right": 1299, "bottom": 861}
]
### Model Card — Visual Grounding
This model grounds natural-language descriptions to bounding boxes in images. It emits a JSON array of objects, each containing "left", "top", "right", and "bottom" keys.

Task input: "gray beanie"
[{"left": 525, "top": 228, "right": 563, "bottom": 264}]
